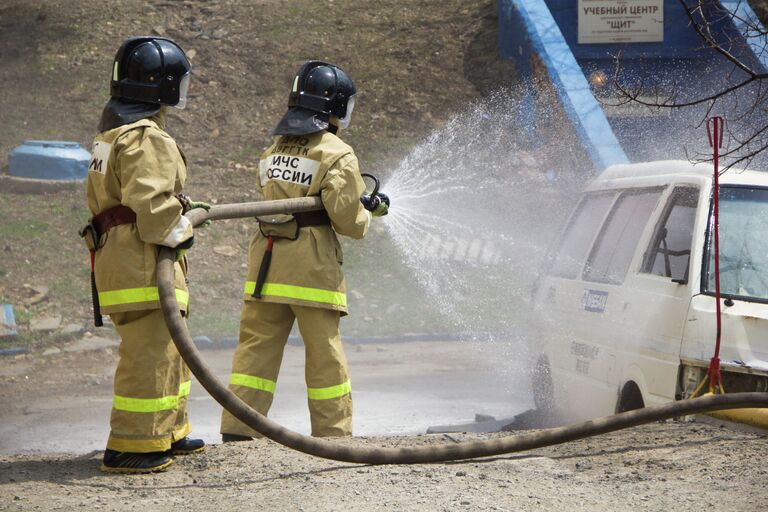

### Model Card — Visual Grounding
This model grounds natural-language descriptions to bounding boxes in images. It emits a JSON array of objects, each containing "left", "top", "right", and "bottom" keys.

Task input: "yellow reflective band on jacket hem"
[
  {"left": 307, "top": 379, "right": 352, "bottom": 400},
  {"left": 98, "top": 287, "right": 189, "bottom": 308},
  {"left": 230, "top": 373, "right": 277, "bottom": 394},
  {"left": 179, "top": 380, "right": 191, "bottom": 397},
  {"left": 243, "top": 281, "right": 347, "bottom": 307}
]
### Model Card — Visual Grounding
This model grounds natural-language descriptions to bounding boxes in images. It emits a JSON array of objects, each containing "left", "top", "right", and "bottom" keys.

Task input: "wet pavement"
[{"left": 0, "top": 339, "right": 531, "bottom": 455}]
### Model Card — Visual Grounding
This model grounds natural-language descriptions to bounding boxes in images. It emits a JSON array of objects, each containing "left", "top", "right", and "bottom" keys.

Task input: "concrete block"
[
  {"left": 60, "top": 324, "right": 84, "bottom": 336},
  {"left": 30, "top": 315, "right": 62, "bottom": 332},
  {"left": 0, "top": 174, "right": 84, "bottom": 194}
]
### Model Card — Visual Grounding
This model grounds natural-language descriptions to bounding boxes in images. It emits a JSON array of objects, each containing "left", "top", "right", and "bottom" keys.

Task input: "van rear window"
[
  {"left": 550, "top": 192, "right": 615, "bottom": 279},
  {"left": 584, "top": 189, "right": 662, "bottom": 285},
  {"left": 704, "top": 186, "right": 768, "bottom": 302}
]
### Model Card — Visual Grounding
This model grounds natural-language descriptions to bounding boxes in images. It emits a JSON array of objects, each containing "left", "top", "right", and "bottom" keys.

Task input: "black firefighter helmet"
[
  {"left": 110, "top": 36, "right": 192, "bottom": 108},
  {"left": 273, "top": 60, "right": 357, "bottom": 136}
]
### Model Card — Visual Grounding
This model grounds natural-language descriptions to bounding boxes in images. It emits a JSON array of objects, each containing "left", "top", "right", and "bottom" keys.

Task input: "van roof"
[{"left": 592, "top": 160, "right": 768, "bottom": 189}]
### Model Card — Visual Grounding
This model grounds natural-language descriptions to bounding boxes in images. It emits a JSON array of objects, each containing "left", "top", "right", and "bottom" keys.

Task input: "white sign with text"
[{"left": 578, "top": 0, "right": 664, "bottom": 44}]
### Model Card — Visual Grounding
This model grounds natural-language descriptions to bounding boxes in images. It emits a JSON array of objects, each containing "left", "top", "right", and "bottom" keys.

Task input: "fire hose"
[{"left": 156, "top": 197, "right": 768, "bottom": 464}]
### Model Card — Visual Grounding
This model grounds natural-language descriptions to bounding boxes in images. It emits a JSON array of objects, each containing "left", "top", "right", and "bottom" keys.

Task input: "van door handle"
[{"left": 607, "top": 354, "right": 616, "bottom": 382}]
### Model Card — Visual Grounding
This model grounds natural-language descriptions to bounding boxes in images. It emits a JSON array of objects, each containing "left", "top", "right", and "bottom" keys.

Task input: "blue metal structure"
[
  {"left": 500, "top": 0, "right": 629, "bottom": 170},
  {"left": 499, "top": 0, "right": 768, "bottom": 170},
  {"left": 9, "top": 140, "right": 90, "bottom": 180},
  {"left": 1, "top": 304, "right": 17, "bottom": 339}
]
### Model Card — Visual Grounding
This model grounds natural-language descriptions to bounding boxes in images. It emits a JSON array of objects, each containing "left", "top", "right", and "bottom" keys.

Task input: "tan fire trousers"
[
  {"left": 221, "top": 301, "right": 352, "bottom": 437},
  {"left": 107, "top": 309, "right": 192, "bottom": 453}
]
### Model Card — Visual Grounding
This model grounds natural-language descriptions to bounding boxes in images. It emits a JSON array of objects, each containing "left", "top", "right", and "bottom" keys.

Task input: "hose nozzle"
[{"left": 360, "top": 173, "right": 390, "bottom": 215}]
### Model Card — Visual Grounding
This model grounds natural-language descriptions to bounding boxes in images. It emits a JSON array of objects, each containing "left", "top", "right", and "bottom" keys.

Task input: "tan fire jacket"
[
  {"left": 85, "top": 109, "right": 192, "bottom": 314},
  {"left": 244, "top": 130, "right": 371, "bottom": 314}
]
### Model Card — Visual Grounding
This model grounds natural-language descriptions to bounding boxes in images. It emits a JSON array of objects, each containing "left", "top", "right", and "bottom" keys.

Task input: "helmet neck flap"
[{"left": 272, "top": 60, "right": 356, "bottom": 136}]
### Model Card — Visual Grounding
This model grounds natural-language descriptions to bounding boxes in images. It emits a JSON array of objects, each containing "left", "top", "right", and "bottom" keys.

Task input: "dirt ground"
[
  {"left": 1, "top": 338, "right": 767, "bottom": 511},
  {"left": 2, "top": 420, "right": 766, "bottom": 511}
]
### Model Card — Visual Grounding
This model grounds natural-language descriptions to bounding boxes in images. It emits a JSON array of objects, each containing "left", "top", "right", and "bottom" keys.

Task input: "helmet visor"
[
  {"left": 339, "top": 94, "right": 356, "bottom": 129},
  {"left": 174, "top": 72, "right": 191, "bottom": 109}
]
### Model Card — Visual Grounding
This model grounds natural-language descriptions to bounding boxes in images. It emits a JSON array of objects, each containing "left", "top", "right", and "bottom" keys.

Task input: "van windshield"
[{"left": 704, "top": 186, "right": 768, "bottom": 302}]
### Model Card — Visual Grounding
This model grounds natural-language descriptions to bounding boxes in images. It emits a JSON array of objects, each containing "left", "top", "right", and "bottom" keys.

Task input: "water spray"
[{"left": 154, "top": 198, "right": 768, "bottom": 464}]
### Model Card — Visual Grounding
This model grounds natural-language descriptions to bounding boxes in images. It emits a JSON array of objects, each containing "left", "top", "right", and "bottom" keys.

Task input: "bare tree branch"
[
  {"left": 611, "top": 0, "right": 768, "bottom": 166},
  {"left": 681, "top": 0, "right": 768, "bottom": 77}
]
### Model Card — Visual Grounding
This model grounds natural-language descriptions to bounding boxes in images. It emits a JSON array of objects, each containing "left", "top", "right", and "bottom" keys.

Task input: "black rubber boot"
[
  {"left": 169, "top": 436, "right": 205, "bottom": 455},
  {"left": 100, "top": 449, "right": 173, "bottom": 474},
  {"left": 222, "top": 433, "right": 253, "bottom": 443}
]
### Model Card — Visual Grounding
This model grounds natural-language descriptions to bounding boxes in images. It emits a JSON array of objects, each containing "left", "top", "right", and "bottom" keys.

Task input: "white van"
[{"left": 531, "top": 160, "right": 768, "bottom": 422}]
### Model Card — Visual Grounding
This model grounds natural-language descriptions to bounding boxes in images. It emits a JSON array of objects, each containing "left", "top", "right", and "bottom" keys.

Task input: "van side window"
[
  {"left": 550, "top": 192, "right": 615, "bottom": 279},
  {"left": 583, "top": 189, "right": 663, "bottom": 285},
  {"left": 641, "top": 187, "right": 699, "bottom": 281}
]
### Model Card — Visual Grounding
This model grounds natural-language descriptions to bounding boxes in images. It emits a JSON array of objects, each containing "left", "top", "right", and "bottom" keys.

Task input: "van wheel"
[
  {"left": 617, "top": 381, "right": 645, "bottom": 413},
  {"left": 532, "top": 357, "right": 553, "bottom": 412}
]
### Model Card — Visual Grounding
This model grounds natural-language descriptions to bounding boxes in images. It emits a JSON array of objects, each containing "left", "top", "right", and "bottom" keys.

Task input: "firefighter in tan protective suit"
[
  {"left": 83, "top": 37, "right": 207, "bottom": 473},
  {"left": 220, "top": 61, "right": 389, "bottom": 441}
]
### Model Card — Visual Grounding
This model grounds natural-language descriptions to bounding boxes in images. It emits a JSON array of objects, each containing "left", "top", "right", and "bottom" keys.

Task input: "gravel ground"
[
  {"left": 1, "top": 329, "right": 766, "bottom": 511},
  {"left": 1, "top": 421, "right": 766, "bottom": 511}
]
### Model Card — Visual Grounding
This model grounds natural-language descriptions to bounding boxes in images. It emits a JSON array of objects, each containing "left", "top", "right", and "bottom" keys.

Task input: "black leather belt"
[{"left": 91, "top": 204, "right": 137, "bottom": 237}]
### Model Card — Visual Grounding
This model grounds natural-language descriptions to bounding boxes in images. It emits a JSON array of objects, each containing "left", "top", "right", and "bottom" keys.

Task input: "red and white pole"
[{"left": 706, "top": 116, "right": 725, "bottom": 394}]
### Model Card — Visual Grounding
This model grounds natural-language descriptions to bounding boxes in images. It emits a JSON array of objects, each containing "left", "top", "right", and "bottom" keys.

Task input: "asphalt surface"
[{"left": 0, "top": 338, "right": 531, "bottom": 455}]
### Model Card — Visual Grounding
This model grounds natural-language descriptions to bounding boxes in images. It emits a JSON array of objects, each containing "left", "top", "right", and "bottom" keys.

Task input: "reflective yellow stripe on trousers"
[
  {"left": 179, "top": 380, "right": 191, "bottom": 398},
  {"left": 113, "top": 380, "right": 192, "bottom": 413},
  {"left": 243, "top": 281, "right": 346, "bottom": 307},
  {"left": 230, "top": 373, "right": 350, "bottom": 400},
  {"left": 230, "top": 373, "right": 277, "bottom": 394},
  {"left": 307, "top": 379, "right": 352, "bottom": 400},
  {"left": 99, "top": 287, "right": 190, "bottom": 308}
]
